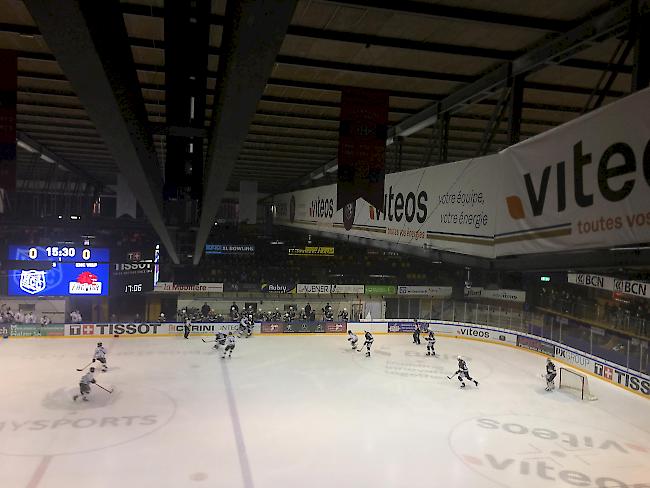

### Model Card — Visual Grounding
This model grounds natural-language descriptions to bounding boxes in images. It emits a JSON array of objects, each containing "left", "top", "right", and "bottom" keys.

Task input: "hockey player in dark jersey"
[
  {"left": 455, "top": 356, "right": 479, "bottom": 388},
  {"left": 545, "top": 358, "right": 557, "bottom": 391},
  {"left": 361, "top": 331, "right": 374, "bottom": 357},
  {"left": 425, "top": 330, "right": 436, "bottom": 356}
]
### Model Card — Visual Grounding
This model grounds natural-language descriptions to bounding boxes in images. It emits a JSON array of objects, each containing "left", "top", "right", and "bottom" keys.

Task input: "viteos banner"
[
  {"left": 273, "top": 155, "right": 498, "bottom": 258},
  {"left": 296, "top": 283, "right": 364, "bottom": 294},
  {"left": 154, "top": 282, "right": 224, "bottom": 293},
  {"left": 397, "top": 285, "right": 453, "bottom": 297},
  {"left": 274, "top": 87, "right": 650, "bottom": 257},
  {"left": 568, "top": 273, "right": 649, "bottom": 300},
  {"left": 497, "top": 87, "right": 650, "bottom": 256}
]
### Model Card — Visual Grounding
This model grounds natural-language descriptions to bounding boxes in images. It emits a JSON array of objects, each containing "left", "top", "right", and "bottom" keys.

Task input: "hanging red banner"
[
  {"left": 337, "top": 86, "right": 388, "bottom": 218},
  {"left": 0, "top": 49, "right": 17, "bottom": 193}
]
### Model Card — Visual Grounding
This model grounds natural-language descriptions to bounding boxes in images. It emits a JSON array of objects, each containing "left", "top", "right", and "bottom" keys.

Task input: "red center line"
[{"left": 26, "top": 455, "right": 52, "bottom": 488}]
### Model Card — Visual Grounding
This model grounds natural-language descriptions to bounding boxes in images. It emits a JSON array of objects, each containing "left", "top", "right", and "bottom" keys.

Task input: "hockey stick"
[
  {"left": 95, "top": 383, "right": 113, "bottom": 394},
  {"left": 201, "top": 338, "right": 217, "bottom": 343},
  {"left": 76, "top": 361, "right": 94, "bottom": 372}
]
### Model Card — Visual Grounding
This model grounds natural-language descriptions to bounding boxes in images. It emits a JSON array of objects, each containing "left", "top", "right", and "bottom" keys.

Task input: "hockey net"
[{"left": 559, "top": 367, "right": 597, "bottom": 401}]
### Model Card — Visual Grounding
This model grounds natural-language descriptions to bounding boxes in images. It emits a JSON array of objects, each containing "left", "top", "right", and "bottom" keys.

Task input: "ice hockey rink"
[{"left": 0, "top": 334, "right": 648, "bottom": 488}]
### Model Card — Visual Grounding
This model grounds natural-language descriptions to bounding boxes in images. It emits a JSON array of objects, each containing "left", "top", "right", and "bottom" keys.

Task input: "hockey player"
[
  {"left": 213, "top": 331, "right": 227, "bottom": 350},
  {"left": 222, "top": 332, "right": 236, "bottom": 359},
  {"left": 412, "top": 320, "right": 421, "bottom": 345},
  {"left": 425, "top": 330, "right": 436, "bottom": 356},
  {"left": 93, "top": 342, "right": 108, "bottom": 372},
  {"left": 545, "top": 358, "right": 557, "bottom": 391},
  {"left": 184, "top": 316, "right": 191, "bottom": 339},
  {"left": 361, "top": 331, "right": 374, "bottom": 357},
  {"left": 239, "top": 315, "right": 252, "bottom": 337},
  {"left": 73, "top": 367, "right": 96, "bottom": 402},
  {"left": 455, "top": 356, "right": 479, "bottom": 388},
  {"left": 347, "top": 330, "right": 358, "bottom": 350}
]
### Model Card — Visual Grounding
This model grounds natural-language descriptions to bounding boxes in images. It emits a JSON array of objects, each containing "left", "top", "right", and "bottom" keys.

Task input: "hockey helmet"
[
  {"left": 97, "top": 342, "right": 102, "bottom": 346},
  {"left": 457, "top": 355, "right": 462, "bottom": 360},
  {"left": 89, "top": 367, "right": 95, "bottom": 372}
]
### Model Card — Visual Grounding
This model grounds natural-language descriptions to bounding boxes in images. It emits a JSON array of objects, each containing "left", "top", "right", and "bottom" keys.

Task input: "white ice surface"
[{"left": 0, "top": 334, "right": 648, "bottom": 488}]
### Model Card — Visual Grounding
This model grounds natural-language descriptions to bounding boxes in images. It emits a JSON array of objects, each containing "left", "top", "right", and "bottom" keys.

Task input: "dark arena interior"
[{"left": 0, "top": 1, "right": 649, "bottom": 487}]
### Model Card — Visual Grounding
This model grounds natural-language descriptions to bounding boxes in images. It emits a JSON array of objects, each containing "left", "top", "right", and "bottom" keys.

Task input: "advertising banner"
[
  {"left": 260, "top": 282, "right": 296, "bottom": 293},
  {"left": 154, "top": 282, "right": 224, "bottom": 293},
  {"left": 325, "top": 322, "right": 347, "bottom": 333},
  {"left": 205, "top": 244, "right": 255, "bottom": 255},
  {"left": 261, "top": 322, "right": 285, "bottom": 334},
  {"left": 516, "top": 335, "right": 555, "bottom": 356},
  {"left": 496, "top": 87, "right": 650, "bottom": 256},
  {"left": 397, "top": 285, "right": 453, "bottom": 297},
  {"left": 296, "top": 283, "right": 364, "bottom": 294},
  {"left": 65, "top": 323, "right": 165, "bottom": 336},
  {"left": 365, "top": 284, "right": 396, "bottom": 294},
  {"left": 387, "top": 322, "right": 417, "bottom": 333},
  {"left": 273, "top": 155, "right": 499, "bottom": 258},
  {"left": 276, "top": 88, "right": 650, "bottom": 257},
  {"left": 169, "top": 322, "right": 239, "bottom": 334},
  {"left": 568, "top": 273, "right": 650, "bottom": 300},
  {"left": 463, "top": 287, "right": 526, "bottom": 302},
  {"left": 284, "top": 321, "right": 326, "bottom": 333},
  {"left": 593, "top": 361, "right": 650, "bottom": 396},
  {"left": 288, "top": 246, "right": 334, "bottom": 256},
  {"left": 111, "top": 262, "right": 154, "bottom": 295},
  {"left": 3, "top": 324, "right": 63, "bottom": 337}
]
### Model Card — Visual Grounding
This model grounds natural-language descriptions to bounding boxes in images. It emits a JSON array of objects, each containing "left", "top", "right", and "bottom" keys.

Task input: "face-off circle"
[
  {"left": 449, "top": 414, "right": 650, "bottom": 488},
  {"left": 0, "top": 387, "right": 176, "bottom": 457}
]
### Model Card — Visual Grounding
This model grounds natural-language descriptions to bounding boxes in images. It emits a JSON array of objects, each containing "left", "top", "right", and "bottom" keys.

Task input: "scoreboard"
[{"left": 7, "top": 245, "right": 110, "bottom": 297}]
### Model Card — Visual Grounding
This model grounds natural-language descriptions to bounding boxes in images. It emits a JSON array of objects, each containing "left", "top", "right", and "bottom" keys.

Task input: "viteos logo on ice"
[
  {"left": 506, "top": 140, "right": 650, "bottom": 221},
  {"left": 309, "top": 196, "right": 334, "bottom": 219},
  {"left": 450, "top": 415, "right": 650, "bottom": 488},
  {"left": 368, "top": 186, "right": 428, "bottom": 223}
]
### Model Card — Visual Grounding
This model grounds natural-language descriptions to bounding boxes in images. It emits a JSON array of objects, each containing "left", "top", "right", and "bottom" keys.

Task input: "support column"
[{"left": 507, "top": 74, "right": 525, "bottom": 146}]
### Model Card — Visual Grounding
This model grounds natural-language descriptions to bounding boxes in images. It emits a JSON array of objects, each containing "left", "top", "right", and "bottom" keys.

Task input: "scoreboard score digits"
[{"left": 18, "top": 246, "right": 109, "bottom": 263}]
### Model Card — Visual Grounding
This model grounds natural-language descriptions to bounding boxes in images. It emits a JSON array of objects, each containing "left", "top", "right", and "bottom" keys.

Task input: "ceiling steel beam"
[
  {"left": 24, "top": 0, "right": 179, "bottom": 263},
  {"left": 387, "top": 0, "right": 646, "bottom": 144},
  {"left": 193, "top": 0, "right": 297, "bottom": 264}
]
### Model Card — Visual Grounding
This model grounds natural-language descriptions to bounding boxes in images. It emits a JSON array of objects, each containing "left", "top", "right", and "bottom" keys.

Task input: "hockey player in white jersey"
[
  {"left": 360, "top": 331, "right": 374, "bottom": 357},
  {"left": 545, "top": 358, "right": 557, "bottom": 391},
  {"left": 425, "top": 330, "right": 436, "bottom": 356},
  {"left": 213, "top": 331, "right": 227, "bottom": 350},
  {"left": 222, "top": 332, "right": 236, "bottom": 359},
  {"left": 239, "top": 316, "right": 252, "bottom": 338},
  {"left": 454, "top": 356, "right": 479, "bottom": 388},
  {"left": 73, "top": 367, "right": 96, "bottom": 401},
  {"left": 347, "top": 330, "right": 358, "bottom": 350},
  {"left": 93, "top": 342, "right": 108, "bottom": 372}
]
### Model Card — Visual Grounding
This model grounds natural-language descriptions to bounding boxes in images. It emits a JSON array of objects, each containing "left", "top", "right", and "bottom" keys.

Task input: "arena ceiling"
[{"left": 1, "top": 0, "right": 649, "bottom": 264}]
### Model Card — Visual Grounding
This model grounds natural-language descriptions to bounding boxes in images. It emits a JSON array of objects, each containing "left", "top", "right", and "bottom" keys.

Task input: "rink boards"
[{"left": 2, "top": 319, "right": 648, "bottom": 399}]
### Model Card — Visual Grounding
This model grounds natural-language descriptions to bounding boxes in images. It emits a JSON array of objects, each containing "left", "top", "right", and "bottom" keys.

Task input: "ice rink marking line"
[
  {"left": 222, "top": 362, "right": 255, "bottom": 488},
  {"left": 25, "top": 455, "right": 52, "bottom": 488}
]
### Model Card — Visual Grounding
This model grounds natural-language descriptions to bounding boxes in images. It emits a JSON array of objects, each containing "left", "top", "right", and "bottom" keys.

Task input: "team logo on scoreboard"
[
  {"left": 19, "top": 270, "right": 47, "bottom": 295},
  {"left": 69, "top": 271, "right": 103, "bottom": 295}
]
